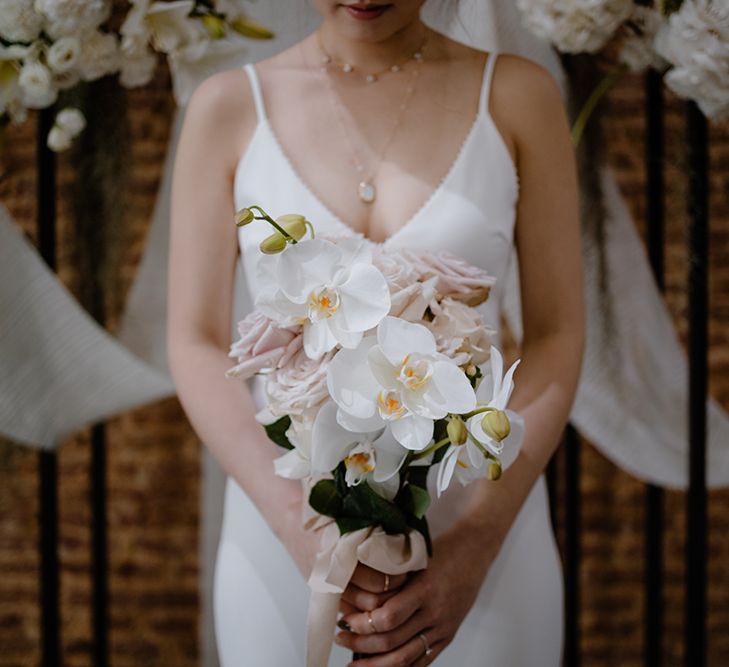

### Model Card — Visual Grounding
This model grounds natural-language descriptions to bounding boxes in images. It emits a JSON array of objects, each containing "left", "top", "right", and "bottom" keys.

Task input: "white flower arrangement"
[
  {"left": 517, "top": 0, "right": 729, "bottom": 124},
  {"left": 0, "top": 0, "right": 273, "bottom": 151}
]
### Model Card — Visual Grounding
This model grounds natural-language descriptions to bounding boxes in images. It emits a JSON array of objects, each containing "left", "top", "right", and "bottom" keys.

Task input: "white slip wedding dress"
[{"left": 214, "top": 51, "right": 564, "bottom": 666}]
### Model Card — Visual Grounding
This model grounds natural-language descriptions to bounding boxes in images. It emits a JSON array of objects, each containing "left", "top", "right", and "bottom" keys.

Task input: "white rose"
[
  {"left": 18, "top": 61, "right": 57, "bottom": 109},
  {"left": 517, "top": 0, "right": 633, "bottom": 54},
  {"left": 265, "top": 347, "right": 335, "bottom": 420},
  {"left": 78, "top": 31, "right": 120, "bottom": 81},
  {"left": 428, "top": 297, "right": 496, "bottom": 366},
  {"left": 119, "top": 48, "right": 157, "bottom": 88},
  {"left": 47, "top": 125, "right": 73, "bottom": 152},
  {"left": 55, "top": 107, "right": 85, "bottom": 135},
  {"left": 47, "top": 36, "right": 81, "bottom": 73},
  {"left": 0, "top": 0, "right": 43, "bottom": 43},
  {"left": 35, "top": 0, "right": 111, "bottom": 38}
]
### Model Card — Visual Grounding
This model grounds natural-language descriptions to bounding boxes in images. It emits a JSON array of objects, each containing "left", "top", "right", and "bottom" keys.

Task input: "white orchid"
[
  {"left": 436, "top": 346, "right": 524, "bottom": 496},
  {"left": 271, "top": 416, "right": 314, "bottom": 480},
  {"left": 310, "top": 401, "right": 407, "bottom": 497},
  {"left": 327, "top": 317, "right": 477, "bottom": 452},
  {"left": 256, "top": 237, "right": 391, "bottom": 360}
]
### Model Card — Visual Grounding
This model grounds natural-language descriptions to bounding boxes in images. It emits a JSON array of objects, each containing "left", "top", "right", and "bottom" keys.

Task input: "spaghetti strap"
[
  {"left": 478, "top": 51, "right": 500, "bottom": 117},
  {"left": 243, "top": 63, "right": 267, "bottom": 124}
]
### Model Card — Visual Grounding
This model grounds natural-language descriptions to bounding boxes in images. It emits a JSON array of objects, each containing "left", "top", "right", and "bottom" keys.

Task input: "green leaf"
[
  {"left": 336, "top": 517, "right": 373, "bottom": 535},
  {"left": 342, "top": 483, "right": 408, "bottom": 534},
  {"left": 406, "top": 484, "right": 431, "bottom": 519},
  {"left": 264, "top": 415, "right": 293, "bottom": 450},
  {"left": 309, "top": 479, "right": 342, "bottom": 518}
]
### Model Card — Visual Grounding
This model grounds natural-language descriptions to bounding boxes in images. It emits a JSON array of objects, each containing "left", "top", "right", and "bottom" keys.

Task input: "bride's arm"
[
  {"left": 167, "top": 71, "right": 320, "bottom": 576},
  {"left": 335, "top": 55, "right": 584, "bottom": 664}
]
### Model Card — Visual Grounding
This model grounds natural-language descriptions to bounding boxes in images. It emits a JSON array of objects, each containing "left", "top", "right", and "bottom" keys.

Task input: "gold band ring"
[
  {"left": 367, "top": 610, "right": 378, "bottom": 634},
  {"left": 383, "top": 573, "right": 390, "bottom": 593},
  {"left": 418, "top": 632, "right": 433, "bottom": 657}
]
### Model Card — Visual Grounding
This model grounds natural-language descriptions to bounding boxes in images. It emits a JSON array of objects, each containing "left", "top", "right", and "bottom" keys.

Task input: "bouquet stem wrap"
[{"left": 306, "top": 522, "right": 428, "bottom": 667}]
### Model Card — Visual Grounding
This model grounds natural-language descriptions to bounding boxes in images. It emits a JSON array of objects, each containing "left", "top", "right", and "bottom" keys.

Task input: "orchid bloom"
[
  {"left": 436, "top": 346, "right": 525, "bottom": 496},
  {"left": 257, "top": 238, "right": 391, "bottom": 360},
  {"left": 309, "top": 401, "right": 407, "bottom": 498},
  {"left": 327, "top": 317, "right": 477, "bottom": 452}
]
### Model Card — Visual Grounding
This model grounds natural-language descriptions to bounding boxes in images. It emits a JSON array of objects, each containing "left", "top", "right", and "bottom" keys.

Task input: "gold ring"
[
  {"left": 367, "top": 610, "right": 378, "bottom": 634},
  {"left": 383, "top": 573, "right": 390, "bottom": 593},
  {"left": 418, "top": 632, "right": 433, "bottom": 657}
]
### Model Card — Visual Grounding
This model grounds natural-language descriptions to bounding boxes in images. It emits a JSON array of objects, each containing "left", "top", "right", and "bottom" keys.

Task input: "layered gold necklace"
[{"left": 316, "top": 32, "right": 427, "bottom": 204}]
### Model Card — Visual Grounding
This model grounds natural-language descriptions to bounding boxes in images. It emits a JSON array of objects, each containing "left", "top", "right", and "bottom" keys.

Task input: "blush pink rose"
[
  {"left": 400, "top": 250, "right": 496, "bottom": 307},
  {"left": 225, "top": 311, "right": 301, "bottom": 380}
]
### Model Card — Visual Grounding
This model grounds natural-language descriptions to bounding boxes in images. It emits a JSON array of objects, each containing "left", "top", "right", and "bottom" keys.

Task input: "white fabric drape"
[{"left": 1, "top": 1, "right": 728, "bottom": 665}]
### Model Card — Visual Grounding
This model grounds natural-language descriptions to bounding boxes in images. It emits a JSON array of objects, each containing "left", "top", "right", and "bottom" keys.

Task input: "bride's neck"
[{"left": 316, "top": 21, "right": 429, "bottom": 72}]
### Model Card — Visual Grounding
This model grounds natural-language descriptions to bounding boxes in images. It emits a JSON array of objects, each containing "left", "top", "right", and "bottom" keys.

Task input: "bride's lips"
[{"left": 341, "top": 3, "right": 392, "bottom": 20}]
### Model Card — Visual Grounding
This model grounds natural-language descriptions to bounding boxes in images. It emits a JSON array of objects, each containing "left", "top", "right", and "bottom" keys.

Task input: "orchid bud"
[
  {"left": 446, "top": 417, "right": 468, "bottom": 446},
  {"left": 259, "top": 232, "right": 287, "bottom": 254},
  {"left": 480, "top": 409, "right": 510, "bottom": 442},
  {"left": 235, "top": 207, "right": 254, "bottom": 227},
  {"left": 231, "top": 15, "right": 274, "bottom": 40},
  {"left": 201, "top": 15, "right": 226, "bottom": 39},
  {"left": 487, "top": 461, "right": 502, "bottom": 481},
  {"left": 276, "top": 214, "right": 307, "bottom": 241}
]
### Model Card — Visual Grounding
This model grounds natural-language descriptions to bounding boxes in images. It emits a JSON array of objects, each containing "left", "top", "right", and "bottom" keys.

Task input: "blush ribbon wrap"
[{"left": 305, "top": 521, "right": 429, "bottom": 667}]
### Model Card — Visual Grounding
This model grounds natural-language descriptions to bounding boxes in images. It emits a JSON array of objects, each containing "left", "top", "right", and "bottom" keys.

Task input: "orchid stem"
[
  {"left": 571, "top": 63, "right": 628, "bottom": 147},
  {"left": 413, "top": 436, "right": 451, "bottom": 461},
  {"left": 249, "top": 205, "right": 297, "bottom": 243}
]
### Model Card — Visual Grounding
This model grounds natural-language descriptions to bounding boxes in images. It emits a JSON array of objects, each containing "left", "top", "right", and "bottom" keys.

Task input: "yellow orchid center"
[
  {"left": 308, "top": 287, "right": 340, "bottom": 321},
  {"left": 398, "top": 354, "right": 433, "bottom": 391},
  {"left": 377, "top": 390, "right": 407, "bottom": 420},
  {"left": 345, "top": 451, "right": 375, "bottom": 473}
]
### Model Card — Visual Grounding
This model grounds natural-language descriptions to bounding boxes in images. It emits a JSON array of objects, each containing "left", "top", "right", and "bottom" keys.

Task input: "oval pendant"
[{"left": 359, "top": 181, "right": 376, "bottom": 204}]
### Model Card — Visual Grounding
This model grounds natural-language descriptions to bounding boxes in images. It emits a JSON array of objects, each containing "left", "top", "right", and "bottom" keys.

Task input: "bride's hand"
[
  {"left": 338, "top": 563, "right": 408, "bottom": 616},
  {"left": 334, "top": 530, "right": 499, "bottom": 666}
]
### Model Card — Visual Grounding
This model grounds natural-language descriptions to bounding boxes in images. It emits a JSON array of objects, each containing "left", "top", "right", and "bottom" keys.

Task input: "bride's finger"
[
  {"left": 341, "top": 583, "right": 395, "bottom": 612},
  {"left": 336, "top": 610, "right": 427, "bottom": 655},
  {"left": 350, "top": 563, "right": 407, "bottom": 594},
  {"left": 344, "top": 628, "right": 439, "bottom": 667},
  {"left": 342, "top": 575, "right": 424, "bottom": 634}
]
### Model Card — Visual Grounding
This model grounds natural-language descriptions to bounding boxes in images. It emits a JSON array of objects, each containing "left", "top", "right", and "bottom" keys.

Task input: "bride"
[{"left": 167, "top": 0, "right": 584, "bottom": 664}]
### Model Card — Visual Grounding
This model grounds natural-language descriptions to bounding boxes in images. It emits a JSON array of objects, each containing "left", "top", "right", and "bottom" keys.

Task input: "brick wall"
[{"left": 1, "top": 55, "right": 728, "bottom": 667}]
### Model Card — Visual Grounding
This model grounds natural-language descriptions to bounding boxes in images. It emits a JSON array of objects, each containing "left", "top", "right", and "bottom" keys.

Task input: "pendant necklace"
[{"left": 317, "top": 33, "right": 426, "bottom": 204}]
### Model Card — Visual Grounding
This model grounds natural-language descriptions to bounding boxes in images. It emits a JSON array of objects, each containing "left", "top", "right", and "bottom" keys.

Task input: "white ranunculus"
[
  {"left": 257, "top": 237, "right": 391, "bottom": 360},
  {"left": 52, "top": 69, "right": 81, "bottom": 91},
  {"left": 18, "top": 61, "right": 57, "bottom": 109},
  {"left": 327, "top": 317, "right": 477, "bottom": 452},
  {"left": 517, "top": 0, "right": 633, "bottom": 54},
  {"left": 618, "top": 7, "right": 667, "bottom": 73},
  {"left": 437, "top": 346, "right": 524, "bottom": 495},
  {"left": 35, "top": 0, "right": 112, "bottom": 38},
  {"left": 0, "top": 0, "right": 43, "bottom": 43},
  {"left": 55, "top": 107, "right": 85, "bottom": 135},
  {"left": 310, "top": 401, "right": 408, "bottom": 489},
  {"left": 78, "top": 31, "right": 119, "bottom": 81},
  {"left": 47, "top": 125, "right": 73, "bottom": 152},
  {"left": 47, "top": 36, "right": 82, "bottom": 73},
  {"left": 119, "top": 48, "right": 157, "bottom": 88},
  {"left": 654, "top": 0, "right": 729, "bottom": 120}
]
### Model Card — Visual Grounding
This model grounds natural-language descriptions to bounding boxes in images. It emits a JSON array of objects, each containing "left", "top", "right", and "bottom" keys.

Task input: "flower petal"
[
  {"left": 304, "top": 319, "right": 338, "bottom": 359},
  {"left": 436, "top": 446, "right": 458, "bottom": 497},
  {"left": 276, "top": 238, "right": 342, "bottom": 302},
  {"left": 336, "top": 408, "right": 385, "bottom": 434},
  {"left": 310, "top": 402, "right": 358, "bottom": 473},
  {"left": 273, "top": 448, "right": 310, "bottom": 479},
  {"left": 390, "top": 413, "right": 433, "bottom": 451},
  {"left": 495, "top": 358, "right": 521, "bottom": 409},
  {"left": 377, "top": 316, "right": 437, "bottom": 366},
  {"left": 429, "top": 361, "right": 477, "bottom": 414},
  {"left": 327, "top": 336, "right": 379, "bottom": 419},
  {"left": 500, "top": 409, "right": 525, "bottom": 471},
  {"left": 335, "top": 264, "right": 391, "bottom": 332},
  {"left": 367, "top": 345, "right": 399, "bottom": 391}
]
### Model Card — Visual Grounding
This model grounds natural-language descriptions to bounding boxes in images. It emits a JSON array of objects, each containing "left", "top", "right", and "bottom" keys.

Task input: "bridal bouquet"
[{"left": 226, "top": 205, "right": 525, "bottom": 664}]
